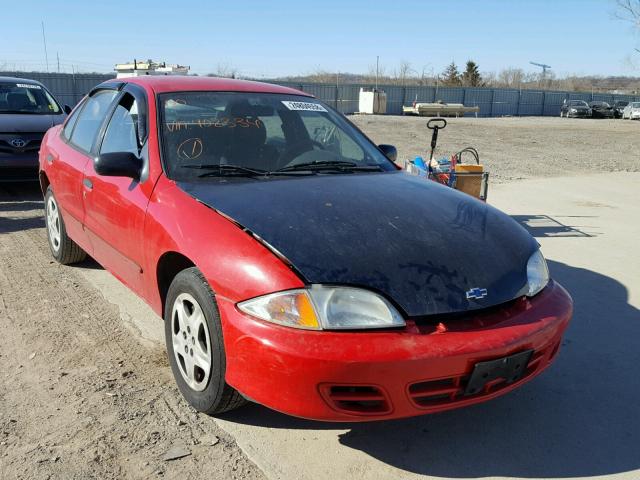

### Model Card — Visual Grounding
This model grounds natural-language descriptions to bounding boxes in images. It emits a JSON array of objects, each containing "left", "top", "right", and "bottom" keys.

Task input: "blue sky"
[{"left": 0, "top": 0, "right": 638, "bottom": 78}]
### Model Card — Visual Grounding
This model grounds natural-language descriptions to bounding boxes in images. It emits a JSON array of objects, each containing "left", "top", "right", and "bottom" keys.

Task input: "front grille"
[
  {"left": 319, "top": 385, "right": 392, "bottom": 415},
  {"left": 0, "top": 133, "right": 44, "bottom": 155},
  {"left": 407, "top": 341, "right": 559, "bottom": 409}
]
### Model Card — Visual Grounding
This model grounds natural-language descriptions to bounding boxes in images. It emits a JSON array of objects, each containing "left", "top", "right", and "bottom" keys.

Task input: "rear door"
[
  {"left": 52, "top": 88, "right": 118, "bottom": 248},
  {"left": 81, "top": 85, "right": 151, "bottom": 296}
]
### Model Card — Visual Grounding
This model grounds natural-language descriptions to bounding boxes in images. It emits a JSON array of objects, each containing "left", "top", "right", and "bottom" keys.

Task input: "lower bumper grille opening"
[
  {"left": 320, "top": 385, "right": 392, "bottom": 415},
  {"left": 408, "top": 344, "right": 557, "bottom": 409}
]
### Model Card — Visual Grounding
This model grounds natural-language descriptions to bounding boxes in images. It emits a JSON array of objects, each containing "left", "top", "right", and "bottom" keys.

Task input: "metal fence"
[
  {"left": 3, "top": 71, "right": 639, "bottom": 117},
  {"left": 274, "top": 81, "right": 640, "bottom": 117}
]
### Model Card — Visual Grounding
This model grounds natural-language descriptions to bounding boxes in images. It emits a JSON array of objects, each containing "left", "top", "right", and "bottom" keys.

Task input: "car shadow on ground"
[
  {"left": 222, "top": 260, "right": 640, "bottom": 478},
  {"left": 512, "top": 214, "right": 598, "bottom": 238},
  {"left": 0, "top": 215, "right": 45, "bottom": 234}
]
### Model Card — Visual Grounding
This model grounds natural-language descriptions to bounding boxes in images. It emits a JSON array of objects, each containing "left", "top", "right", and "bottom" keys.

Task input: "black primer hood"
[{"left": 178, "top": 172, "right": 537, "bottom": 317}]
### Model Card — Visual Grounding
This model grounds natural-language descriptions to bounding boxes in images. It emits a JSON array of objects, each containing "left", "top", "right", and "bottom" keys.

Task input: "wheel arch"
[
  {"left": 39, "top": 170, "right": 50, "bottom": 196},
  {"left": 156, "top": 251, "right": 196, "bottom": 317}
]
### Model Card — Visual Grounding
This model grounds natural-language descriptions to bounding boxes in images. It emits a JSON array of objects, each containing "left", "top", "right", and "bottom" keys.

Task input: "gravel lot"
[
  {"left": 0, "top": 116, "right": 638, "bottom": 479},
  {"left": 0, "top": 184, "right": 265, "bottom": 480},
  {"left": 352, "top": 116, "right": 640, "bottom": 182}
]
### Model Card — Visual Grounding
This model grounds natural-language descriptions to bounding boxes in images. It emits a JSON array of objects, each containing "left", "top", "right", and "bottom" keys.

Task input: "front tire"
[
  {"left": 164, "top": 267, "right": 246, "bottom": 415},
  {"left": 44, "top": 187, "right": 87, "bottom": 265}
]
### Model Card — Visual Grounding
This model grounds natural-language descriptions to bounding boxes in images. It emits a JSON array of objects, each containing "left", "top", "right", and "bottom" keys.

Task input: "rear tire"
[
  {"left": 44, "top": 187, "right": 87, "bottom": 265},
  {"left": 164, "top": 267, "right": 246, "bottom": 415}
]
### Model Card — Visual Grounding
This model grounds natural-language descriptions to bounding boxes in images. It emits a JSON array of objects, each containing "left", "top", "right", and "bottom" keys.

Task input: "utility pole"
[
  {"left": 56, "top": 52, "right": 60, "bottom": 73},
  {"left": 41, "top": 21, "right": 49, "bottom": 72},
  {"left": 375, "top": 55, "right": 379, "bottom": 91}
]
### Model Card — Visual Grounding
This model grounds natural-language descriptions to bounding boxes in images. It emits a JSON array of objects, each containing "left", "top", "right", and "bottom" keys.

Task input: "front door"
[{"left": 81, "top": 90, "right": 151, "bottom": 296}]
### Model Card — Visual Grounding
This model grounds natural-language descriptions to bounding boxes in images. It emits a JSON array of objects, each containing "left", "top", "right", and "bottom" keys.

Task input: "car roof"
[
  {"left": 115, "top": 75, "right": 312, "bottom": 97},
  {"left": 0, "top": 76, "right": 45, "bottom": 86}
]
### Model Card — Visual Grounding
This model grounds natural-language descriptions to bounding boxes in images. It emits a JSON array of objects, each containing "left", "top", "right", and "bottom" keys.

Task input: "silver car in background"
[{"left": 622, "top": 102, "right": 640, "bottom": 120}]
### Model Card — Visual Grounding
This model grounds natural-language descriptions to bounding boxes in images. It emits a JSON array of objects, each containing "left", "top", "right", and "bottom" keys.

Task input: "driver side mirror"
[
  {"left": 95, "top": 152, "right": 142, "bottom": 180},
  {"left": 378, "top": 144, "right": 397, "bottom": 162},
  {"left": 63, "top": 105, "right": 72, "bottom": 114}
]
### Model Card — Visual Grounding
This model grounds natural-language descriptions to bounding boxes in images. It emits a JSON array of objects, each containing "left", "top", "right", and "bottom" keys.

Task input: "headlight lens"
[
  {"left": 526, "top": 249, "right": 550, "bottom": 297},
  {"left": 237, "top": 286, "right": 405, "bottom": 330},
  {"left": 570, "top": 108, "right": 577, "bottom": 113}
]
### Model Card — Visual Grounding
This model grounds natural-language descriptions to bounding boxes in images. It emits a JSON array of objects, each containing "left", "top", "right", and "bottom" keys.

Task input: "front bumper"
[
  {"left": 566, "top": 111, "right": 590, "bottom": 118},
  {"left": 218, "top": 280, "right": 573, "bottom": 421},
  {"left": 0, "top": 152, "right": 39, "bottom": 182}
]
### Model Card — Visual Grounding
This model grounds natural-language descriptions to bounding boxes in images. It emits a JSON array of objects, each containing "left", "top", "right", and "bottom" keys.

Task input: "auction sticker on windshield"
[
  {"left": 281, "top": 100, "right": 327, "bottom": 112},
  {"left": 16, "top": 83, "right": 42, "bottom": 89}
]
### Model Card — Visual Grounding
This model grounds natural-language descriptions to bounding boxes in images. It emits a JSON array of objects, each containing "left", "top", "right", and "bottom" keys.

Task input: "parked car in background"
[
  {"left": 38, "top": 76, "right": 572, "bottom": 421},
  {"left": 622, "top": 102, "right": 640, "bottom": 120},
  {"left": 0, "top": 77, "right": 70, "bottom": 181},
  {"left": 612, "top": 100, "right": 628, "bottom": 118},
  {"left": 560, "top": 100, "right": 591, "bottom": 118},
  {"left": 588, "top": 101, "right": 614, "bottom": 119}
]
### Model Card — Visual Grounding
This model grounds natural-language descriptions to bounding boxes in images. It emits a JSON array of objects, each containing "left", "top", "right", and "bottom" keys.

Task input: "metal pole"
[
  {"left": 56, "top": 52, "right": 60, "bottom": 73},
  {"left": 375, "top": 56, "right": 379, "bottom": 91},
  {"left": 335, "top": 72, "right": 339, "bottom": 111},
  {"left": 41, "top": 21, "right": 49, "bottom": 72}
]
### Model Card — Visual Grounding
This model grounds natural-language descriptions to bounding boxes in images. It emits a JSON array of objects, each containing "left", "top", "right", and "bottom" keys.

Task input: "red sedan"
[{"left": 39, "top": 76, "right": 572, "bottom": 421}]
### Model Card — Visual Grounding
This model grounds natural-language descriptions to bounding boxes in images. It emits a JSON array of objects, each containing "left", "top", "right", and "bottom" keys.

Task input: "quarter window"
[{"left": 69, "top": 90, "right": 117, "bottom": 152}]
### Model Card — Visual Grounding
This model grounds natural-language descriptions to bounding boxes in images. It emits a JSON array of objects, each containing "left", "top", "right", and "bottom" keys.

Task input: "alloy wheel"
[
  {"left": 171, "top": 292, "right": 212, "bottom": 392},
  {"left": 46, "top": 196, "right": 61, "bottom": 252}
]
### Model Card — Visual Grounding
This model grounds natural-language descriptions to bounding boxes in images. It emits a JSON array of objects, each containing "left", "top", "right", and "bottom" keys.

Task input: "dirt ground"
[
  {"left": 352, "top": 116, "right": 640, "bottom": 182},
  {"left": 0, "top": 116, "right": 638, "bottom": 479},
  {"left": 0, "top": 183, "right": 265, "bottom": 479}
]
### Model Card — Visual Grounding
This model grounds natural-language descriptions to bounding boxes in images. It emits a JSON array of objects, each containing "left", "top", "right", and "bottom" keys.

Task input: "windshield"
[
  {"left": 158, "top": 92, "right": 396, "bottom": 181},
  {"left": 632, "top": 102, "right": 640, "bottom": 108},
  {"left": 0, "top": 81, "right": 61, "bottom": 114}
]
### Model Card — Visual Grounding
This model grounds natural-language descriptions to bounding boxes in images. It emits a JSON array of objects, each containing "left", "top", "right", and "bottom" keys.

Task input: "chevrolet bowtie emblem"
[{"left": 466, "top": 288, "right": 488, "bottom": 300}]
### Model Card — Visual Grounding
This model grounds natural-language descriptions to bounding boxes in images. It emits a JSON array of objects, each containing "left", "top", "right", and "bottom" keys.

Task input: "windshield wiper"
[
  {"left": 275, "top": 160, "right": 383, "bottom": 173},
  {"left": 183, "top": 163, "right": 313, "bottom": 178},
  {"left": 182, "top": 164, "right": 267, "bottom": 178}
]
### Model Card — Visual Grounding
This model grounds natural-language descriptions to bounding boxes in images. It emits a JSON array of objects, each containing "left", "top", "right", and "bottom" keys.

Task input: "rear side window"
[
  {"left": 63, "top": 102, "right": 83, "bottom": 139},
  {"left": 69, "top": 90, "right": 117, "bottom": 152}
]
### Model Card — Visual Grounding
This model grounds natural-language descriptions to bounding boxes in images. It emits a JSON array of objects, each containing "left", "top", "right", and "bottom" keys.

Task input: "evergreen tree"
[
  {"left": 442, "top": 61, "right": 461, "bottom": 86},
  {"left": 462, "top": 60, "right": 483, "bottom": 87}
]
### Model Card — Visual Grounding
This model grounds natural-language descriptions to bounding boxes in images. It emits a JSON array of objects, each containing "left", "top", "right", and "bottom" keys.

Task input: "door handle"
[{"left": 83, "top": 178, "right": 93, "bottom": 190}]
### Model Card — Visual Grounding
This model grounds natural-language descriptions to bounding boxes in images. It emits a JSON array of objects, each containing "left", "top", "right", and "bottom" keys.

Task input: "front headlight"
[
  {"left": 570, "top": 108, "right": 577, "bottom": 113},
  {"left": 237, "top": 286, "right": 405, "bottom": 330},
  {"left": 526, "top": 250, "right": 550, "bottom": 297}
]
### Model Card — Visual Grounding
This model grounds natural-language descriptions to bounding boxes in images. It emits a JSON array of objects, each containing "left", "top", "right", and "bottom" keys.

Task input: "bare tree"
[
  {"left": 210, "top": 62, "right": 239, "bottom": 79},
  {"left": 616, "top": 0, "right": 640, "bottom": 55},
  {"left": 496, "top": 67, "right": 525, "bottom": 87},
  {"left": 616, "top": 0, "right": 640, "bottom": 27}
]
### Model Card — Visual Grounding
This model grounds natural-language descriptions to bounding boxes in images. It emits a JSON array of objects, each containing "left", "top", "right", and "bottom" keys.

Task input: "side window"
[
  {"left": 62, "top": 101, "right": 83, "bottom": 139},
  {"left": 100, "top": 94, "right": 140, "bottom": 155},
  {"left": 69, "top": 90, "right": 117, "bottom": 152}
]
